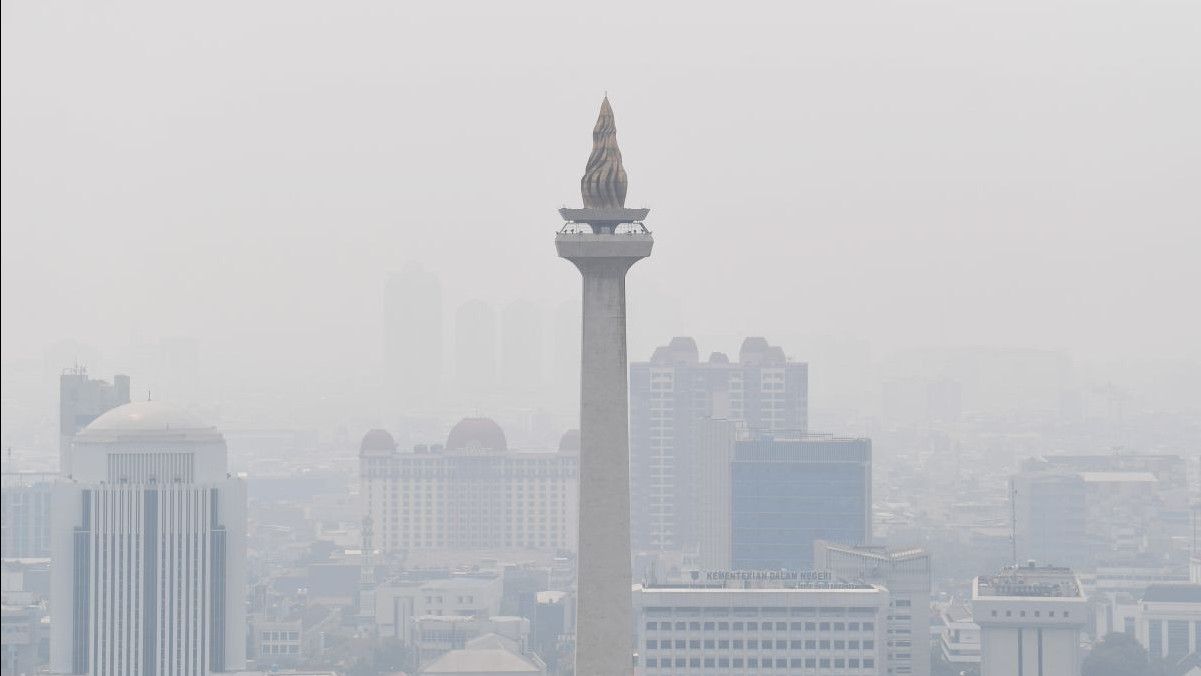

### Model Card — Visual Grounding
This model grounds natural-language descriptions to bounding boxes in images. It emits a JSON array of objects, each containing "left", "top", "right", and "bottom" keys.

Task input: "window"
[{"left": 645, "top": 640, "right": 657, "bottom": 650}]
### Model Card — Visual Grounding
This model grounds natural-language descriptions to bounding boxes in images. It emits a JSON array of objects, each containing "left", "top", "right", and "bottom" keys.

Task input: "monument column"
[{"left": 556, "top": 96, "right": 652, "bottom": 675}]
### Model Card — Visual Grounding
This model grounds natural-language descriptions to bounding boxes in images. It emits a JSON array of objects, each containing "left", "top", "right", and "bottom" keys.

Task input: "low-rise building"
[
  {"left": 633, "top": 577, "right": 890, "bottom": 674},
  {"left": 1136, "top": 583, "right": 1201, "bottom": 663},
  {"left": 936, "top": 599, "right": 980, "bottom": 668}
]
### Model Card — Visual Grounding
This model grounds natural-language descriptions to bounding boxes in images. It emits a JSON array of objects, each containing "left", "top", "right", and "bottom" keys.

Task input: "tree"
[{"left": 1083, "top": 632, "right": 1161, "bottom": 676}]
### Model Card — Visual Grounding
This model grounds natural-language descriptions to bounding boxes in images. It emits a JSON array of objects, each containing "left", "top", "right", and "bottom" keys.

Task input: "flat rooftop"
[{"left": 975, "top": 564, "right": 1082, "bottom": 599}]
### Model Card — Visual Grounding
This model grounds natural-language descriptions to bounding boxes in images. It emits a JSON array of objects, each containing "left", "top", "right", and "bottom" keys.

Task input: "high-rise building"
[
  {"left": 971, "top": 563, "right": 1087, "bottom": 676},
  {"left": 384, "top": 262, "right": 443, "bottom": 411},
  {"left": 58, "top": 367, "right": 130, "bottom": 473},
  {"left": 1011, "top": 470, "right": 1089, "bottom": 567},
  {"left": 629, "top": 337, "right": 808, "bottom": 551},
  {"left": 49, "top": 401, "right": 247, "bottom": 675},
  {"left": 453, "top": 300, "right": 498, "bottom": 402},
  {"left": 556, "top": 96, "right": 653, "bottom": 675},
  {"left": 358, "top": 420, "right": 578, "bottom": 554},
  {"left": 814, "top": 542, "right": 933, "bottom": 676},
  {"left": 500, "top": 300, "right": 545, "bottom": 400},
  {"left": 691, "top": 423, "right": 871, "bottom": 571},
  {"left": 633, "top": 577, "right": 890, "bottom": 674},
  {"left": 1, "top": 471, "right": 58, "bottom": 558}
]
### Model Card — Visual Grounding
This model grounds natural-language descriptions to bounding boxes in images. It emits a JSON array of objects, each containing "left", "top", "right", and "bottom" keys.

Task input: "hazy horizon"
[{"left": 4, "top": 1, "right": 1200, "bottom": 430}]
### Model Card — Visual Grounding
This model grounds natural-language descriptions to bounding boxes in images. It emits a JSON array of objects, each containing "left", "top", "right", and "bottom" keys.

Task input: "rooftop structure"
[{"left": 972, "top": 563, "right": 1087, "bottom": 676}]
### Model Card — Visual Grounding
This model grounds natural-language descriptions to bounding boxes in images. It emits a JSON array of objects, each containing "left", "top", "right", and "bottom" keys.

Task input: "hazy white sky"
[{"left": 3, "top": 1, "right": 1200, "bottom": 394}]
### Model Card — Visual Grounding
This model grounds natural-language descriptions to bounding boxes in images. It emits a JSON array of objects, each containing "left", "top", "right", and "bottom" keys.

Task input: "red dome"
[
  {"left": 359, "top": 428, "right": 397, "bottom": 455},
  {"left": 445, "top": 417, "right": 507, "bottom": 453}
]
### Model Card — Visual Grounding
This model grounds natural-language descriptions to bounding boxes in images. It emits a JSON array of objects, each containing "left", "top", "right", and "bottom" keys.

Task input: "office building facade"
[
  {"left": 815, "top": 542, "right": 932, "bottom": 676},
  {"left": 49, "top": 401, "right": 247, "bottom": 675},
  {"left": 633, "top": 580, "right": 889, "bottom": 674},
  {"left": 630, "top": 337, "right": 808, "bottom": 552}
]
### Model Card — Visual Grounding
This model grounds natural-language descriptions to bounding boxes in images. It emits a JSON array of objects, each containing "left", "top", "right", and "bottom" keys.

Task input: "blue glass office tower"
[{"left": 730, "top": 435, "right": 871, "bottom": 570}]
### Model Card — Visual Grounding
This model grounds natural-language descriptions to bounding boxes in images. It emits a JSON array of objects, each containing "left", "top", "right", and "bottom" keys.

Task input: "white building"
[
  {"left": 373, "top": 574, "right": 504, "bottom": 646},
  {"left": 359, "top": 419, "right": 577, "bottom": 554},
  {"left": 633, "top": 578, "right": 890, "bottom": 674},
  {"left": 935, "top": 599, "right": 980, "bottom": 669},
  {"left": 814, "top": 542, "right": 932, "bottom": 676},
  {"left": 1136, "top": 583, "right": 1201, "bottom": 663},
  {"left": 971, "top": 563, "right": 1087, "bottom": 676},
  {"left": 49, "top": 401, "right": 247, "bottom": 675}
]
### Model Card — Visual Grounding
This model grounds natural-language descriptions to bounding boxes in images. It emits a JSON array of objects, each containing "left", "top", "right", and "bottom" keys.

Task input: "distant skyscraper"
[
  {"left": 815, "top": 542, "right": 933, "bottom": 676},
  {"left": 499, "top": 300, "right": 545, "bottom": 399},
  {"left": 556, "top": 96, "right": 653, "bottom": 675},
  {"left": 629, "top": 336, "right": 808, "bottom": 551},
  {"left": 383, "top": 262, "right": 443, "bottom": 411},
  {"left": 58, "top": 367, "right": 130, "bottom": 473},
  {"left": 1, "top": 471, "right": 58, "bottom": 558},
  {"left": 49, "top": 401, "right": 247, "bottom": 675},
  {"left": 1011, "top": 471, "right": 1090, "bottom": 568},
  {"left": 549, "top": 299, "right": 581, "bottom": 412},
  {"left": 972, "top": 563, "right": 1087, "bottom": 676},
  {"left": 453, "top": 299, "right": 498, "bottom": 402}
]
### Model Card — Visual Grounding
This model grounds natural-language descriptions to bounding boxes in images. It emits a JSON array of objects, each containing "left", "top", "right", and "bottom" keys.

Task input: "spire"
[{"left": 580, "top": 96, "right": 628, "bottom": 209}]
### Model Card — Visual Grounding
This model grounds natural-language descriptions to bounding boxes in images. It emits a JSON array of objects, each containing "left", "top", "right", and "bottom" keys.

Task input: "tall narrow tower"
[{"left": 557, "top": 96, "right": 652, "bottom": 675}]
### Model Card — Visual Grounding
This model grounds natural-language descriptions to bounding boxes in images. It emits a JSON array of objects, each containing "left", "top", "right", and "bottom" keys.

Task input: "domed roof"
[
  {"left": 360, "top": 428, "right": 397, "bottom": 455},
  {"left": 81, "top": 401, "right": 211, "bottom": 435},
  {"left": 445, "top": 417, "right": 507, "bottom": 453},
  {"left": 558, "top": 429, "right": 580, "bottom": 452}
]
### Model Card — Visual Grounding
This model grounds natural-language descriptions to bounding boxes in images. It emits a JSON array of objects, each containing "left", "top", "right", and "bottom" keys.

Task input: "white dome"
[{"left": 80, "top": 401, "right": 213, "bottom": 436}]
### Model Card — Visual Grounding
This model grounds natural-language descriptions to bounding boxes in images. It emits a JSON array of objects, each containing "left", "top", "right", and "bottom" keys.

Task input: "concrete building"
[
  {"left": 1, "top": 471, "right": 57, "bottom": 558},
  {"left": 384, "top": 262, "right": 443, "bottom": 411},
  {"left": 358, "top": 420, "right": 578, "bottom": 554},
  {"left": 815, "top": 542, "right": 932, "bottom": 676},
  {"left": 971, "top": 563, "right": 1087, "bottom": 676},
  {"left": 1011, "top": 471, "right": 1089, "bottom": 567},
  {"left": 630, "top": 337, "right": 808, "bottom": 551},
  {"left": 58, "top": 367, "right": 130, "bottom": 473},
  {"left": 373, "top": 574, "right": 504, "bottom": 646},
  {"left": 419, "top": 633, "right": 546, "bottom": 676},
  {"left": 499, "top": 300, "right": 545, "bottom": 400},
  {"left": 1137, "top": 583, "right": 1201, "bottom": 663},
  {"left": 633, "top": 578, "right": 890, "bottom": 674},
  {"left": 414, "top": 615, "right": 531, "bottom": 667},
  {"left": 935, "top": 599, "right": 980, "bottom": 670},
  {"left": 49, "top": 401, "right": 247, "bottom": 675},
  {"left": 454, "top": 300, "right": 498, "bottom": 403},
  {"left": 555, "top": 96, "right": 653, "bottom": 674}
]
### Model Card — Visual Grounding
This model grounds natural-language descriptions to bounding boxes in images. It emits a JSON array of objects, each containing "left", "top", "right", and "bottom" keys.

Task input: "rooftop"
[
  {"left": 1142, "top": 584, "right": 1201, "bottom": 604},
  {"left": 975, "top": 563, "right": 1082, "bottom": 599}
]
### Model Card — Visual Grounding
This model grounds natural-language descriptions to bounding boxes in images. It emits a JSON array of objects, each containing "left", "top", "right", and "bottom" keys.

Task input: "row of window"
[
  {"left": 642, "top": 656, "right": 875, "bottom": 669},
  {"left": 647, "top": 621, "right": 875, "bottom": 632},
  {"left": 646, "top": 638, "right": 876, "bottom": 651}
]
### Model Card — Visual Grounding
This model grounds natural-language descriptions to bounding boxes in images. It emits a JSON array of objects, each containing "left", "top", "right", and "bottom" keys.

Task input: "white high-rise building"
[
  {"left": 971, "top": 563, "right": 1086, "bottom": 676},
  {"left": 50, "top": 401, "right": 247, "bottom": 675}
]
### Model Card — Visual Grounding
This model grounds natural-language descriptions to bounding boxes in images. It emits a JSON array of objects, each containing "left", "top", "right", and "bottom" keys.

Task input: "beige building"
[{"left": 359, "top": 418, "right": 578, "bottom": 554}]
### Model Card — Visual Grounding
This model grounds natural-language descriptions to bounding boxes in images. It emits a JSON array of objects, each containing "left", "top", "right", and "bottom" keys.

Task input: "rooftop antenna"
[
  {"left": 147, "top": 388, "right": 152, "bottom": 402},
  {"left": 1009, "top": 479, "right": 1018, "bottom": 565}
]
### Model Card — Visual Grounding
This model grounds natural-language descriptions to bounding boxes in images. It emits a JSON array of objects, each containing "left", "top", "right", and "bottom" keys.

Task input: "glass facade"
[{"left": 730, "top": 439, "right": 870, "bottom": 570}]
